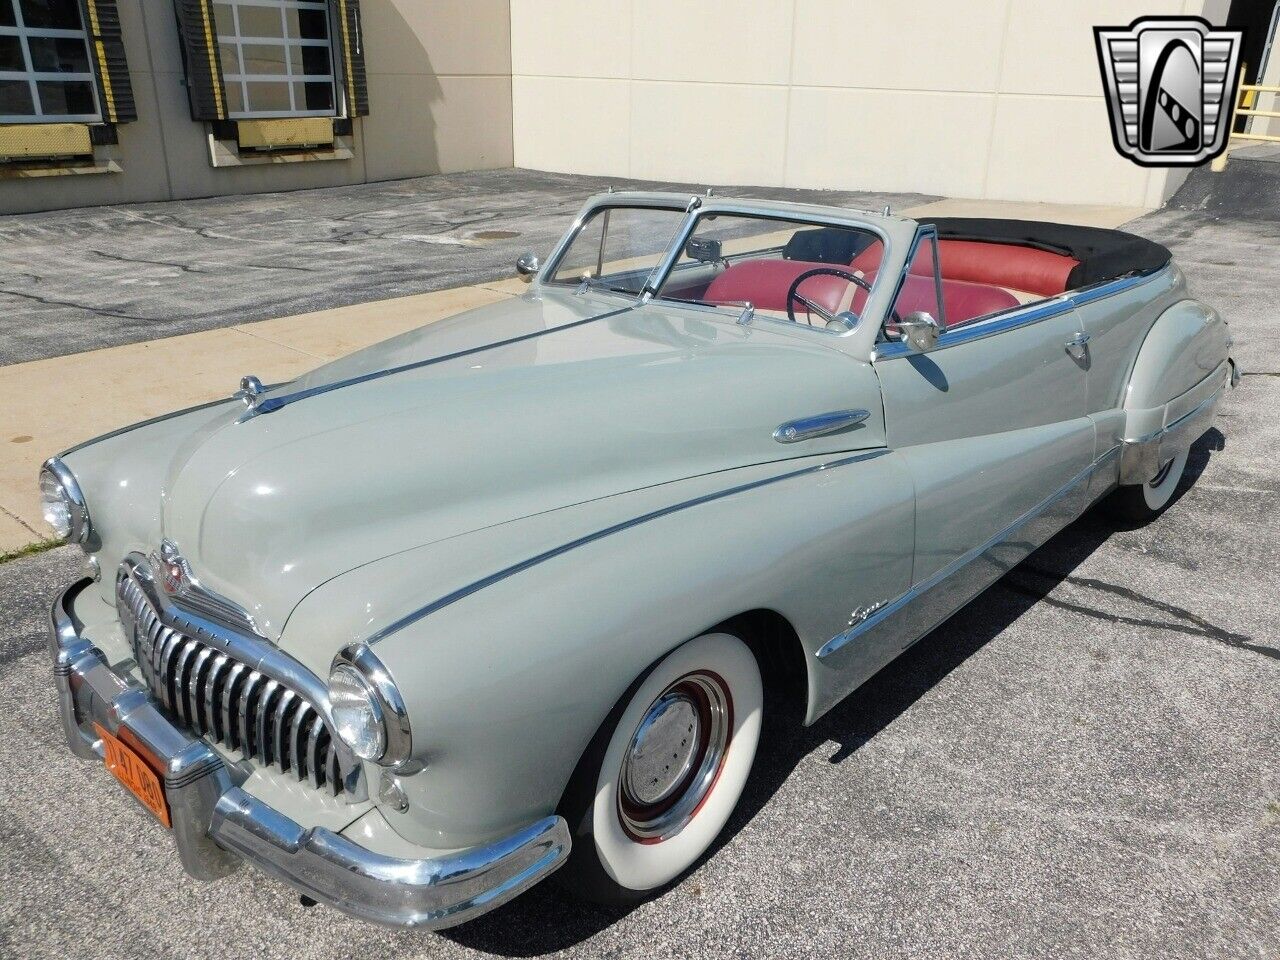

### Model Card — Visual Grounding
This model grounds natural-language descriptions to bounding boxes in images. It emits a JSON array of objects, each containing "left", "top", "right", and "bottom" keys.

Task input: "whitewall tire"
[{"left": 558, "top": 632, "right": 763, "bottom": 903}]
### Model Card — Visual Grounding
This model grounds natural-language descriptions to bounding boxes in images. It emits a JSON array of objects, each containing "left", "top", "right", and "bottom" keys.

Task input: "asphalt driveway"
[
  {"left": 0, "top": 187, "right": 1276, "bottom": 959},
  {"left": 0, "top": 169, "right": 934, "bottom": 367}
]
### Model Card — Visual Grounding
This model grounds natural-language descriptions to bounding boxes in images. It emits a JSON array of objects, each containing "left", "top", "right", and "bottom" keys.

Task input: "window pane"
[
  {"left": 0, "top": 78, "right": 34, "bottom": 115},
  {"left": 236, "top": 4, "right": 283, "bottom": 38},
  {"left": 223, "top": 80, "right": 244, "bottom": 114},
  {"left": 287, "top": 7, "right": 328, "bottom": 40},
  {"left": 27, "top": 36, "right": 90, "bottom": 73},
  {"left": 299, "top": 44, "right": 329, "bottom": 76},
  {"left": 294, "top": 80, "right": 331, "bottom": 111},
  {"left": 0, "top": 35, "right": 23, "bottom": 71},
  {"left": 18, "top": 0, "right": 82, "bottom": 30},
  {"left": 243, "top": 79, "right": 289, "bottom": 111},
  {"left": 241, "top": 42, "right": 286, "bottom": 75},
  {"left": 0, "top": 1, "right": 14, "bottom": 27},
  {"left": 212, "top": 1, "right": 234, "bottom": 36},
  {"left": 218, "top": 42, "right": 240, "bottom": 73},
  {"left": 36, "top": 78, "right": 94, "bottom": 115}
]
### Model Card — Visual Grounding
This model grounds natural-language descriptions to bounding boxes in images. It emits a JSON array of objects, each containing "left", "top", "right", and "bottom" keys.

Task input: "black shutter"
[
  {"left": 171, "top": 0, "right": 228, "bottom": 120},
  {"left": 79, "top": 0, "right": 136, "bottom": 123},
  {"left": 335, "top": 0, "right": 368, "bottom": 117}
]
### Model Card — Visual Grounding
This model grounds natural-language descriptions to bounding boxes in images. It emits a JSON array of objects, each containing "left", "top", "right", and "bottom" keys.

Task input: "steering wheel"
[{"left": 785, "top": 267, "right": 872, "bottom": 327}]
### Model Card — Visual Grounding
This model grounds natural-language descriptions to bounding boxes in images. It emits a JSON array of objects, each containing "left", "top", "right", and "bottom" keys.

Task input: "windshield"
[
  {"left": 655, "top": 214, "right": 884, "bottom": 330},
  {"left": 547, "top": 206, "right": 687, "bottom": 295}
]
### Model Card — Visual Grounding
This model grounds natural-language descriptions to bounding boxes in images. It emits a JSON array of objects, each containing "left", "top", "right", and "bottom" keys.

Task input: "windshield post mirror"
[
  {"left": 825, "top": 310, "right": 859, "bottom": 333},
  {"left": 515, "top": 253, "right": 540, "bottom": 280},
  {"left": 899, "top": 311, "right": 942, "bottom": 351}
]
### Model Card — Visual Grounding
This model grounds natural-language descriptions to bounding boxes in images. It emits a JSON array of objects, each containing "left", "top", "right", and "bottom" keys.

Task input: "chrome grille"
[{"left": 117, "top": 563, "right": 348, "bottom": 795}]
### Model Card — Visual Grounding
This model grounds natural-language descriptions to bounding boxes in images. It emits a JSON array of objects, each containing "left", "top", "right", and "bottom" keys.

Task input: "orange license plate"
[{"left": 95, "top": 723, "right": 171, "bottom": 828}]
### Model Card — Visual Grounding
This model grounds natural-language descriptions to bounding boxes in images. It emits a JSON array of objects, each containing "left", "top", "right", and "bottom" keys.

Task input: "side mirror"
[
  {"left": 515, "top": 253, "right": 540, "bottom": 280},
  {"left": 898, "top": 311, "right": 943, "bottom": 351}
]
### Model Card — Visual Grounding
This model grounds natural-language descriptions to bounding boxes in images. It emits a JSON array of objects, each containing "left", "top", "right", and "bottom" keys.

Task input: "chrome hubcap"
[{"left": 618, "top": 672, "right": 732, "bottom": 841}]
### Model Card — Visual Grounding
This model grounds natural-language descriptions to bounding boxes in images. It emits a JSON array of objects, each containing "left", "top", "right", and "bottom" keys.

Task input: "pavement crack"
[
  {"left": 0, "top": 504, "right": 38, "bottom": 537},
  {"left": 0, "top": 287, "right": 150, "bottom": 321},
  {"left": 90, "top": 249, "right": 208, "bottom": 274},
  {"left": 0, "top": 632, "right": 44, "bottom": 669},
  {"left": 1005, "top": 565, "right": 1278, "bottom": 662},
  {"left": 1241, "top": 371, "right": 1280, "bottom": 377}
]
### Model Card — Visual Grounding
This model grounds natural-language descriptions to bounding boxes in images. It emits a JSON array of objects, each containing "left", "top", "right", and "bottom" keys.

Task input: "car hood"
[{"left": 159, "top": 288, "right": 876, "bottom": 641}]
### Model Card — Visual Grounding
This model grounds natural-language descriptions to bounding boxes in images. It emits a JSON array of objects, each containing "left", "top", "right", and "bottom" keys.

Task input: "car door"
[{"left": 870, "top": 228, "right": 1094, "bottom": 639}]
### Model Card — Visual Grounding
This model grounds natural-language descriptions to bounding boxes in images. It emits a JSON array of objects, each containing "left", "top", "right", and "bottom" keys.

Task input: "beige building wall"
[
  {"left": 0, "top": 0, "right": 514, "bottom": 215},
  {"left": 511, "top": 0, "right": 1229, "bottom": 207}
]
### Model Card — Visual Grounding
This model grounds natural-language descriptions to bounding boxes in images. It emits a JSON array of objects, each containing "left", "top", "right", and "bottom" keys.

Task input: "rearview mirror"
[
  {"left": 684, "top": 237, "right": 723, "bottom": 263},
  {"left": 898, "top": 311, "right": 943, "bottom": 352},
  {"left": 515, "top": 252, "right": 540, "bottom": 279}
]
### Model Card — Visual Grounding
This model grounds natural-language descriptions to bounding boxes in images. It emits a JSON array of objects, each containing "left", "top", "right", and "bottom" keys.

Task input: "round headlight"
[
  {"left": 39, "top": 458, "right": 90, "bottom": 544},
  {"left": 329, "top": 664, "right": 386, "bottom": 761},
  {"left": 329, "top": 644, "right": 412, "bottom": 767}
]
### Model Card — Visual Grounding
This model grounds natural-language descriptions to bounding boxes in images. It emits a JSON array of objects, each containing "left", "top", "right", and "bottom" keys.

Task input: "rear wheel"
[
  {"left": 557, "top": 632, "right": 763, "bottom": 905},
  {"left": 1106, "top": 447, "right": 1189, "bottom": 524}
]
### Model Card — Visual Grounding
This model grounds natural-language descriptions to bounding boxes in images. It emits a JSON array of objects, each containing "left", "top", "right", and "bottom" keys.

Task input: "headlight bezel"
[
  {"left": 39, "top": 457, "right": 91, "bottom": 545},
  {"left": 329, "top": 643, "right": 412, "bottom": 767}
]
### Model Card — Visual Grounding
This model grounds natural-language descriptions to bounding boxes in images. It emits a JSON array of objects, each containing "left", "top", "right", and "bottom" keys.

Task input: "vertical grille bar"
[
  {"left": 305, "top": 715, "right": 326, "bottom": 789},
  {"left": 118, "top": 566, "right": 351, "bottom": 796},
  {"left": 220, "top": 662, "right": 245, "bottom": 751},
  {"left": 272, "top": 690, "right": 297, "bottom": 772}
]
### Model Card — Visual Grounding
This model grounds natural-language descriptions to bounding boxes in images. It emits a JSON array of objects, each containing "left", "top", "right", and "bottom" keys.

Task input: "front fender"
[
  {"left": 57, "top": 399, "right": 239, "bottom": 607},
  {"left": 284, "top": 449, "right": 913, "bottom": 850}
]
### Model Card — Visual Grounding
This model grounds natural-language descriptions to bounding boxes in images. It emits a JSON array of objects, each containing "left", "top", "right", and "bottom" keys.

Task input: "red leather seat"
[
  {"left": 912, "top": 240, "right": 1077, "bottom": 298},
  {"left": 703, "top": 259, "right": 1019, "bottom": 327},
  {"left": 853, "top": 239, "right": 1077, "bottom": 297},
  {"left": 880, "top": 274, "right": 1019, "bottom": 326},
  {"left": 702, "top": 259, "right": 848, "bottom": 312}
]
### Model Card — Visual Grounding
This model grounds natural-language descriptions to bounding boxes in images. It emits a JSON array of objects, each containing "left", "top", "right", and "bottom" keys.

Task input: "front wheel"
[
  {"left": 557, "top": 632, "right": 763, "bottom": 905},
  {"left": 1106, "top": 446, "right": 1189, "bottom": 524}
]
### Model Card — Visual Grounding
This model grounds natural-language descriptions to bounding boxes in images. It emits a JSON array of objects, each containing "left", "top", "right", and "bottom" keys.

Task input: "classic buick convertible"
[{"left": 44, "top": 193, "right": 1236, "bottom": 928}]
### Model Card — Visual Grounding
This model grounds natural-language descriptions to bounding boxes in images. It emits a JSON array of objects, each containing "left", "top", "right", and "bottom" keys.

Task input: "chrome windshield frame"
[{"left": 537, "top": 192, "right": 915, "bottom": 347}]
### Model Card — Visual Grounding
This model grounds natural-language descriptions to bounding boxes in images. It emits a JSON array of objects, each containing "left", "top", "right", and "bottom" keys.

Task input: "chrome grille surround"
[{"left": 116, "top": 553, "right": 362, "bottom": 798}]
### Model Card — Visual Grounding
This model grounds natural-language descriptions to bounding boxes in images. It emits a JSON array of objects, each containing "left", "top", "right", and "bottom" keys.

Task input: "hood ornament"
[
  {"left": 236, "top": 374, "right": 266, "bottom": 408},
  {"left": 155, "top": 538, "right": 192, "bottom": 596}
]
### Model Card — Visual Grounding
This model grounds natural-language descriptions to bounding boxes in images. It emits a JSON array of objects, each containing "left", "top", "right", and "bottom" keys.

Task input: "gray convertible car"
[{"left": 44, "top": 193, "right": 1236, "bottom": 928}]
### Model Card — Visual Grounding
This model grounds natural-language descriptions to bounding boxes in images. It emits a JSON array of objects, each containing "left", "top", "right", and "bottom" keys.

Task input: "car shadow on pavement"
[{"left": 440, "top": 430, "right": 1225, "bottom": 956}]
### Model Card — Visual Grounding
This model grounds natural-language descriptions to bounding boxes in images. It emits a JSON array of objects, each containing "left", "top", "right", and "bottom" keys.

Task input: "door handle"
[
  {"left": 774, "top": 409, "right": 870, "bottom": 443},
  {"left": 1064, "top": 331, "right": 1091, "bottom": 359}
]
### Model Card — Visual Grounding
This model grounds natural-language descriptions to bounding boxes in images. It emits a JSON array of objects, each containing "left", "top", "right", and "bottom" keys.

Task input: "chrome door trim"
[
  {"left": 366, "top": 448, "right": 890, "bottom": 647},
  {"left": 872, "top": 267, "right": 1167, "bottom": 360},
  {"left": 773, "top": 409, "right": 870, "bottom": 443},
  {"left": 817, "top": 445, "right": 1121, "bottom": 659}
]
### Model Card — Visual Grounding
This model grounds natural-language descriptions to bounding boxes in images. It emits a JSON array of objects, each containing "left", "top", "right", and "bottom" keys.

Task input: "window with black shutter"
[{"left": 174, "top": 0, "right": 367, "bottom": 123}]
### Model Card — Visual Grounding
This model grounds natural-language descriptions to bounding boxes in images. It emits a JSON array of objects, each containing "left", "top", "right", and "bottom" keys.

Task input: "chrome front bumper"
[{"left": 49, "top": 577, "right": 571, "bottom": 929}]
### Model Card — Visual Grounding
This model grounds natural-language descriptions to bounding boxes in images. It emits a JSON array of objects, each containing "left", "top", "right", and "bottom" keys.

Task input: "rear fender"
[{"left": 1120, "top": 299, "right": 1231, "bottom": 484}]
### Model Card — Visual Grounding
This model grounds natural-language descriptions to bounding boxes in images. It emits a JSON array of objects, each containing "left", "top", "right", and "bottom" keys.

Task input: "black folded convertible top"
[{"left": 921, "top": 217, "right": 1172, "bottom": 290}]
